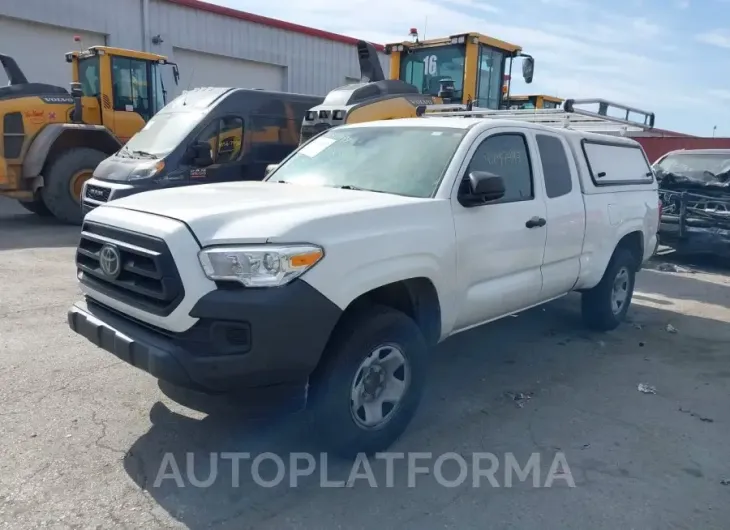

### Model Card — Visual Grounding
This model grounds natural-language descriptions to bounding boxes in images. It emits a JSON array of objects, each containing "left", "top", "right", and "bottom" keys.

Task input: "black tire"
[
  {"left": 581, "top": 248, "right": 637, "bottom": 331},
  {"left": 17, "top": 198, "right": 52, "bottom": 217},
  {"left": 309, "top": 305, "right": 428, "bottom": 459},
  {"left": 41, "top": 147, "right": 107, "bottom": 225}
]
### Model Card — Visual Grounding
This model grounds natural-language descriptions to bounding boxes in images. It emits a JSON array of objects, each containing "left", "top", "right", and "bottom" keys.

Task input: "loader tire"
[
  {"left": 17, "top": 198, "right": 52, "bottom": 217},
  {"left": 41, "top": 147, "right": 106, "bottom": 225}
]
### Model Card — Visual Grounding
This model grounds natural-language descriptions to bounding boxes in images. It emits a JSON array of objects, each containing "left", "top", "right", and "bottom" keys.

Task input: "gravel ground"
[{"left": 1, "top": 196, "right": 729, "bottom": 530}]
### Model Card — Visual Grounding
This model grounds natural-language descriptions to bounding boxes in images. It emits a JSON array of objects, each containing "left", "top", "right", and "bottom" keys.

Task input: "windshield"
[
  {"left": 654, "top": 153, "right": 730, "bottom": 183},
  {"left": 267, "top": 126, "right": 467, "bottom": 198},
  {"left": 400, "top": 45, "right": 466, "bottom": 100},
  {"left": 122, "top": 110, "right": 207, "bottom": 158}
]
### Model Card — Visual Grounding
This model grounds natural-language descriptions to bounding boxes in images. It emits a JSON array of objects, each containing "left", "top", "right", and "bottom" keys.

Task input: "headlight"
[
  {"left": 198, "top": 244, "right": 324, "bottom": 287},
  {"left": 128, "top": 160, "right": 165, "bottom": 181}
]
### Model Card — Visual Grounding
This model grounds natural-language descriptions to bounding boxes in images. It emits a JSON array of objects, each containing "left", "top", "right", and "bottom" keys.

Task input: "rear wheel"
[
  {"left": 581, "top": 248, "right": 637, "bottom": 331},
  {"left": 309, "top": 305, "right": 428, "bottom": 459},
  {"left": 17, "top": 197, "right": 52, "bottom": 217},
  {"left": 41, "top": 147, "right": 107, "bottom": 225}
]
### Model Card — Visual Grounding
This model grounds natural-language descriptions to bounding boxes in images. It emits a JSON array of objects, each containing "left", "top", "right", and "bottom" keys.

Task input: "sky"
[{"left": 214, "top": 0, "right": 729, "bottom": 136}]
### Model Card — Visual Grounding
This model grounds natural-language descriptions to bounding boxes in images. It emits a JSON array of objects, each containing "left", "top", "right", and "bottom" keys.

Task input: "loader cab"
[
  {"left": 504, "top": 94, "right": 563, "bottom": 110},
  {"left": 66, "top": 46, "right": 179, "bottom": 141},
  {"left": 387, "top": 31, "right": 534, "bottom": 109}
]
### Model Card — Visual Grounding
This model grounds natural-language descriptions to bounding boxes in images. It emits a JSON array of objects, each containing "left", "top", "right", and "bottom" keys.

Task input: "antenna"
[
  {"left": 181, "top": 65, "right": 195, "bottom": 106},
  {"left": 423, "top": 16, "right": 428, "bottom": 40}
]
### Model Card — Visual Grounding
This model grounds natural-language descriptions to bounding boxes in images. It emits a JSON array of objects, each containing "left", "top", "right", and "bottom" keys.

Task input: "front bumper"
[
  {"left": 659, "top": 219, "right": 730, "bottom": 257},
  {"left": 68, "top": 280, "right": 342, "bottom": 395}
]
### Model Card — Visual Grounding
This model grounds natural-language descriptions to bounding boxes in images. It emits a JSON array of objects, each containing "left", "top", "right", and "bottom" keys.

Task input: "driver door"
[
  {"left": 451, "top": 127, "right": 548, "bottom": 330},
  {"left": 186, "top": 116, "right": 246, "bottom": 183},
  {"left": 107, "top": 55, "right": 151, "bottom": 143}
]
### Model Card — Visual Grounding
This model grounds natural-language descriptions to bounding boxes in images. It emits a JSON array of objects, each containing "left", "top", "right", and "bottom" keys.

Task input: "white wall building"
[{"left": 0, "top": 0, "right": 389, "bottom": 98}]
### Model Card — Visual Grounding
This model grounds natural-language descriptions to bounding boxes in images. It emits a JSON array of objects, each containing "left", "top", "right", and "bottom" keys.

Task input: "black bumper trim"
[{"left": 68, "top": 280, "right": 343, "bottom": 394}]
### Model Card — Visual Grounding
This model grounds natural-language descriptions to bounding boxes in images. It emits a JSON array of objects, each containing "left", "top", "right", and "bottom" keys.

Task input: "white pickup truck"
[{"left": 68, "top": 113, "right": 659, "bottom": 457}]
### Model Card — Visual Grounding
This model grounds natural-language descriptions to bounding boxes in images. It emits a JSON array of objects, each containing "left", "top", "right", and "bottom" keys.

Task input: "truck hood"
[{"left": 103, "top": 181, "right": 438, "bottom": 246}]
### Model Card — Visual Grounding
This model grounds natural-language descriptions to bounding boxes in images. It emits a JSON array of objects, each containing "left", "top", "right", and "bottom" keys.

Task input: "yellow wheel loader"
[
  {"left": 0, "top": 46, "right": 179, "bottom": 224},
  {"left": 300, "top": 30, "right": 535, "bottom": 141}
]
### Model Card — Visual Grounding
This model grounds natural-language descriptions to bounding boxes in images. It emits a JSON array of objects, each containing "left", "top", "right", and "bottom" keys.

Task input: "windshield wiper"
[
  {"left": 336, "top": 185, "right": 386, "bottom": 193},
  {"left": 131, "top": 150, "right": 158, "bottom": 159}
]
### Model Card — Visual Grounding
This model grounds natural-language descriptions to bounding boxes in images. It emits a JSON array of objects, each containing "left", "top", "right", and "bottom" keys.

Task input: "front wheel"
[
  {"left": 41, "top": 147, "right": 107, "bottom": 225},
  {"left": 309, "top": 305, "right": 428, "bottom": 459},
  {"left": 581, "top": 248, "right": 637, "bottom": 331},
  {"left": 17, "top": 198, "right": 52, "bottom": 217}
]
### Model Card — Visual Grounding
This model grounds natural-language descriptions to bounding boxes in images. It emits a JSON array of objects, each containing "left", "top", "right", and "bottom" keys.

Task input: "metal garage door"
[
  {"left": 0, "top": 16, "right": 106, "bottom": 90},
  {"left": 173, "top": 48, "right": 286, "bottom": 95}
]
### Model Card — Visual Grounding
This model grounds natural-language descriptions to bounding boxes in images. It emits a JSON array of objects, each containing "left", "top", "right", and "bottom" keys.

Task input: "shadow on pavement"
[
  {"left": 121, "top": 275, "right": 730, "bottom": 529},
  {"left": 0, "top": 197, "right": 80, "bottom": 251}
]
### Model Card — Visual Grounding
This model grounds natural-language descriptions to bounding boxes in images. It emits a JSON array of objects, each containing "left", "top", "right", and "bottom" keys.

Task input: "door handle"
[{"left": 525, "top": 216, "right": 547, "bottom": 228}]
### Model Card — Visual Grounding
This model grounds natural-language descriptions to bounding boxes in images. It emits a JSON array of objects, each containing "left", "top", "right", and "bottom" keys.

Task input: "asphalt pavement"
[{"left": 1, "top": 196, "right": 729, "bottom": 529}]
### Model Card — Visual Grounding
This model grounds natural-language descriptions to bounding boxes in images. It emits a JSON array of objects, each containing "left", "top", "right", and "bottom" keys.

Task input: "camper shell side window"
[{"left": 580, "top": 139, "right": 654, "bottom": 186}]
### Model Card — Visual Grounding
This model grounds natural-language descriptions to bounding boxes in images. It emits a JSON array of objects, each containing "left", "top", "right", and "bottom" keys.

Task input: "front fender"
[
  {"left": 302, "top": 252, "right": 453, "bottom": 339},
  {"left": 23, "top": 124, "right": 121, "bottom": 178}
]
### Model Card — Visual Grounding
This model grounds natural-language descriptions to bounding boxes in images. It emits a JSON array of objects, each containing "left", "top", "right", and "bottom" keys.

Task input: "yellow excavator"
[
  {"left": 300, "top": 29, "right": 535, "bottom": 141},
  {"left": 0, "top": 45, "right": 179, "bottom": 224}
]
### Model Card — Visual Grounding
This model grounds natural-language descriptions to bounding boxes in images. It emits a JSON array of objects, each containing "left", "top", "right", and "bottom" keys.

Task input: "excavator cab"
[{"left": 300, "top": 30, "right": 535, "bottom": 143}]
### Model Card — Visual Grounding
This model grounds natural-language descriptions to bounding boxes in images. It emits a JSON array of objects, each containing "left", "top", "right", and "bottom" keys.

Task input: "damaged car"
[{"left": 654, "top": 149, "right": 730, "bottom": 257}]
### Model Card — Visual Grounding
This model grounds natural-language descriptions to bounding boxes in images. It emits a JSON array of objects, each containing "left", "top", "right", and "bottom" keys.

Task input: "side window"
[
  {"left": 475, "top": 46, "right": 505, "bottom": 109},
  {"left": 194, "top": 117, "right": 244, "bottom": 164},
  {"left": 77, "top": 57, "right": 100, "bottom": 97},
  {"left": 465, "top": 133, "right": 533, "bottom": 203},
  {"left": 536, "top": 134, "right": 573, "bottom": 198},
  {"left": 216, "top": 117, "right": 244, "bottom": 164},
  {"left": 150, "top": 63, "right": 166, "bottom": 114},
  {"left": 196, "top": 121, "right": 220, "bottom": 163},
  {"left": 111, "top": 57, "right": 151, "bottom": 120}
]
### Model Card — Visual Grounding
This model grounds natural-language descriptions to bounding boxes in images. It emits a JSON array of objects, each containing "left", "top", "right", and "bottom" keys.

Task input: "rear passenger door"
[
  {"left": 451, "top": 127, "right": 548, "bottom": 329},
  {"left": 534, "top": 133, "right": 586, "bottom": 299}
]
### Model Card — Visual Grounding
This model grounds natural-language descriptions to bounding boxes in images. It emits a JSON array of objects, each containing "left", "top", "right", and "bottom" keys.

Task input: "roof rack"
[{"left": 422, "top": 98, "right": 656, "bottom": 135}]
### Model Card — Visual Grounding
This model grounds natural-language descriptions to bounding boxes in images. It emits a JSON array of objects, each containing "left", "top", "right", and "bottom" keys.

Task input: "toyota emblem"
[{"left": 99, "top": 244, "right": 121, "bottom": 278}]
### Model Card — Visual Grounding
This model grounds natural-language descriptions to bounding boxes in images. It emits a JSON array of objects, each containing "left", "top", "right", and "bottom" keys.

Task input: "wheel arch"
[
  {"left": 615, "top": 230, "right": 644, "bottom": 271},
  {"left": 22, "top": 124, "right": 122, "bottom": 180},
  {"left": 334, "top": 277, "right": 442, "bottom": 346}
]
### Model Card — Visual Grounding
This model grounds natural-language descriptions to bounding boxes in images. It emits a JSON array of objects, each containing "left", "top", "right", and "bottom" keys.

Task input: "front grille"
[
  {"left": 84, "top": 184, "right": 111, "bottom": 202},
  {"left": 299, "top": 122, "right": 331, "bottom": 144},
  {"left": 76, "top": 221, "right": 184, "bottom": 316}
]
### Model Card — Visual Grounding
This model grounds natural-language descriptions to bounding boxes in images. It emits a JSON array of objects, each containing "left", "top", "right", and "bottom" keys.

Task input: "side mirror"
[
  {"left": 265, "top": 163, "right": 279, "bottom": 177},
  {"left": 522, "top": 56, "right": 535, "bottom": 84},
  {"left": 188, "top": 141, "right": 213, "bottom": 167},
  {"left": 458, "top": 171, "right": 505, "bottom": 207},
  {"left": 69, "top": 82, "right": 83, "bottom": 98}
]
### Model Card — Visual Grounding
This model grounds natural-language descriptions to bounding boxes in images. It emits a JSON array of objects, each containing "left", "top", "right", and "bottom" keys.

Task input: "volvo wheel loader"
[
  {"left": 300, "top": 29, "right": 535, "bottom": 142},
  {"left": 0, "top": 45, "right": 179, "bottom": 224}
]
